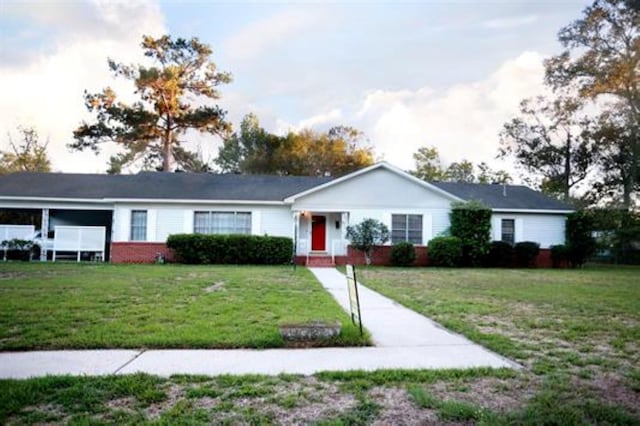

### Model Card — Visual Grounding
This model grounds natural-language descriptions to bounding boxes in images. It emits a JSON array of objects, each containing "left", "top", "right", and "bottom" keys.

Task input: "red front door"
[{"left": 311, "top": 215, "right": 326, "bottom": 251}]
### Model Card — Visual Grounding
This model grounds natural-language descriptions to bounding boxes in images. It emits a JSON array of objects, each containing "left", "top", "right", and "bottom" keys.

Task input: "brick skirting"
[
  {"left": 297, "top": 246, "right": 554, "bottom": 267},
  {"left": 113, "top": 242, "right": 553, "bottom": 267},
  {"left": 110, "top": 242, "right": 175, "bottom": 264}
]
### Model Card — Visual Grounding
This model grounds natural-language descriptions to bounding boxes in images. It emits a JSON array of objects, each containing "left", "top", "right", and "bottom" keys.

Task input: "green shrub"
[
  {"left": 1, "top": 239, "right": 34, "bottom": 261},
  {"left": 550, "top": 244, "right": 569, "bottom": 268},
  {"left": 484, "top": 241, "right": 513, "bottom": 267},
  {"left": 514, "top": 241, "right": 540, "bottom": 267},
  {"left": 346, "top": 218, "right": 389, "bottom": 265},
  {"left": 390, "top": 241, "right": 416, "bottom": 266},
  {"left": 428, "top": 236, "right": 463, "bottom": 267},
  {"left": 450, "top": 201, "right": 492, "bottom": 266},
  {"left": 566, "top": 211, "right": 596, "bottom": 268},
  {"left": 166, "top": 234, "right": 292, "bottom": 265}
]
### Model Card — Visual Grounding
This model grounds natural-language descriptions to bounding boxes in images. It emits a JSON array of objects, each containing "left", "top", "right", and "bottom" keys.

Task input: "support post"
[
  {"left": 292, "top": 211, "right": 299, "bottom": 271},
  {"left": 40, "top": 208, "right": 49, "bottom": 262},
  {"left": 341, "top": 212, "right": 349, "bottom": 255}
]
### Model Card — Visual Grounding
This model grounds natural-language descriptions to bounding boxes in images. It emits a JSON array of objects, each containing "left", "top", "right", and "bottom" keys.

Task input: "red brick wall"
[
  {"left": 113, "top": 243, "right": 555, "bottom": 268},
  {"left": 298, "top": 246, "right": 555, "bottom": 268},
  {"left": 110, "top": 242, "right": 175, "bottom": 264}
]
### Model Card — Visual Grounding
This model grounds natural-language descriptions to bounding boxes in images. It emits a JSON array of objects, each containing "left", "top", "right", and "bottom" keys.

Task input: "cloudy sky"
[{"left": 0, "top": 0, "right": 588, "bottom": 175}]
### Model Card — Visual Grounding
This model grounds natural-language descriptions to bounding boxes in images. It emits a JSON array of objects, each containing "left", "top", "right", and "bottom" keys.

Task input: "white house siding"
[
  {"left": 491, "top": 213, "right": 566, "bottom": 248},
  {"left": 112, "top": 204, "right": 292, "bottom": 242},
  {"left": 291, "top": 167, "right": 456, "bottom": 246}
]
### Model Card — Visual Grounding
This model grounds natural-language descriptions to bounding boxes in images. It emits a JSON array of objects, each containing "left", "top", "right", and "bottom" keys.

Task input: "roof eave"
[{"left": 491, "top": 208, "right": 574, "bottom": 214}]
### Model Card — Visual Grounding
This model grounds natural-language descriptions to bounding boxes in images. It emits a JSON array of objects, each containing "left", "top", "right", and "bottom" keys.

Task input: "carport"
[{"left": 0, "top": 207, "right": 113, "bottom": 261}]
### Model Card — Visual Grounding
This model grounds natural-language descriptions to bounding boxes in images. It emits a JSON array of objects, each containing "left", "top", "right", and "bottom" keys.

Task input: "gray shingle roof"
[
  {"left": 0, "top": 172, "right": 333, "bottom": 201},
  {"left": 429, "top": 181, "right": 573, "bottom": 211}
]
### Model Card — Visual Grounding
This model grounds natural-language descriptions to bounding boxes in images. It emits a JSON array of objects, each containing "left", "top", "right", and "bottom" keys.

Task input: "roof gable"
[{"left": 285, "top": 162, "right": 462, "bottom": 203}]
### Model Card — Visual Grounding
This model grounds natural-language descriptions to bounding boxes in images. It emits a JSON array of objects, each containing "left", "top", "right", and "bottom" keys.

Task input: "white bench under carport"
[
  {"left": 52, "top": 226, "right": 106, "bottom": 262},
  {"left": 0, "top": 225, "right": 35, "bottom": 261}
]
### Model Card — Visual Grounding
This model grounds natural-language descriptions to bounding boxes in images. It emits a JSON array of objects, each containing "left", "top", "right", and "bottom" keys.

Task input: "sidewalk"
[{"left": 0, "top": 268, "right": 518, "bottom": 379}]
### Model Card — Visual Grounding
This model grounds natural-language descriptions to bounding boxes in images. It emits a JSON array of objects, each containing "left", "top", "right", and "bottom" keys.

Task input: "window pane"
[
  {"left": 392, "top": 214, "right": 406, "bottom": 229},
  {"left": 236, "top": 212, "right": 252, "bottom": 234},
  {"left": 501, "top": 219, "right": 515, "bottom": 245},
  {"left": 391, "top": 230, "right": 406, "bottom": 244},
  {"left": 408, "top": 214, "right": 422, "bottom": 230},
  {"left": 194, "top": 211, "right": 252, "bottom": 235},
  {"left": 130, "top": 210, "right": 147, "bottom": 241},
  {"left": 408, "top": 230, "right": 422, "bottom": 244},
  {"left": 194, "top": 212, "right": 209, "bottom": 234},
  {"left": 212, "top": 212, "right": 234, "bottom": 234}
]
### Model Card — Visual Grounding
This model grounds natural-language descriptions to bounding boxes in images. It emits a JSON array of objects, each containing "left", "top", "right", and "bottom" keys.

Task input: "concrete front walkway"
[{"left": 0, "top": 268, "right": 518, "bottom": 379}]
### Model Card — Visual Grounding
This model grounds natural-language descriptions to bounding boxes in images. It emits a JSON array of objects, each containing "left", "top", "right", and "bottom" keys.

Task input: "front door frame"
[{"left": 310, "top": 214, "right": 327, "bottom": 251}]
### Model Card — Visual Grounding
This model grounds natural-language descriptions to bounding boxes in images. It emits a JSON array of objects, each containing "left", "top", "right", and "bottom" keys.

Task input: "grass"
[
  {"left": 0, "top": 263, "right": 368, "bottom": 349},
  {"left": 1, "top": 264, "right": 639, "bottom": 423},
  {"left": 352, "top": 265, "right": 640, "bottom": 423}
]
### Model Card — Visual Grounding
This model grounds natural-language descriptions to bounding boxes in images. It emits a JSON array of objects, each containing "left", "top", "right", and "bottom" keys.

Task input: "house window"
[
  {"left": 130, "top": 210, "right": 147, "bottom": 241},
  {"left": 194, "top": 211, "right": 252, "bottom": 235},
  {"left": 391, "top": 214, "right": 423, "bottom": 244},
  {"left": 501, "top": 219, "right": 515, "bottom": 245}
]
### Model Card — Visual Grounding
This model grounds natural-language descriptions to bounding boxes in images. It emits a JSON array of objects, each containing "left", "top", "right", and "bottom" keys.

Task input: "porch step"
[{"left": 306, "top": 256, "right": 335, "bottom": 267}]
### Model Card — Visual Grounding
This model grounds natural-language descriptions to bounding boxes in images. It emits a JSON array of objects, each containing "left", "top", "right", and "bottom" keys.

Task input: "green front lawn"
[
  {"left": 352, "top": 266, "right": 640, "bottom": 422},
  {"left": 1, "top": 265, "right": 639, "bottom": 423},
  {"left": 0, "top": 263, "right": 368, "bottom": 349}
]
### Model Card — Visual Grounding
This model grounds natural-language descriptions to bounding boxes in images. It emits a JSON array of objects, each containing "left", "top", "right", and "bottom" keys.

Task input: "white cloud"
[
  {"left": 0, "top": 1, "right": 165, "bottom": 173},
  {"left": 224, "top": 8, "right": 323, "bottom": 61},
  {"left": 279, "top": 51, "right": 547, "bottom": 176}
]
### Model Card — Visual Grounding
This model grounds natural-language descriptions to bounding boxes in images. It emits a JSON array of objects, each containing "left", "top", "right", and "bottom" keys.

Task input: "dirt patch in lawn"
[
  {"left": 144, "top": 384, "right": 185, "bottom": 420},
  {"left": 106, "top": 396, "right": 137, "bottom": 412},
  {"left": 588, "top": 373, "right": 640, "bottom": 417},
  {"left": 369, "top": 386, "right": 437, "bottom": 425},
  {"left": 430, "top": 376, "right": 539, "bottom": 413}
]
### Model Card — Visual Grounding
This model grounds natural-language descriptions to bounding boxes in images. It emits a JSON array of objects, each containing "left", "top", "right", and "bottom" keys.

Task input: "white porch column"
[
  {"left": 40, "top": 208, "right": 49, "bottom": 261},
  {"left": 341, "top": 211, "right": 349, "bottom": 255},
  {"left": 292, "top": 211, "right": 300, "bottom": 257}
]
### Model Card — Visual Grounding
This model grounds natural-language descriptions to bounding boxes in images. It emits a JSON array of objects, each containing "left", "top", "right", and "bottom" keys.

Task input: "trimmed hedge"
[
  {"left": 484, "top": 241, "right": 513, "bottom": 267},
  {"left": 390, "top": 241, "right": 416, "bottom": 266},
  {"left": 514, "top": 241, "right": 540, "bottom": 267},
  {"left": 166, "top": 234, "right": 293, "bottom": 265},
  {"left": 428, "top": 236, "right": 463, "bottom": 267}
]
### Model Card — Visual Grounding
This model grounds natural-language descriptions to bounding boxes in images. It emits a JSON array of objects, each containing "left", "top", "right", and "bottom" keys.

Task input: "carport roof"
[{"left": 0, "top": 172, "right": 333, "bottom": 202}]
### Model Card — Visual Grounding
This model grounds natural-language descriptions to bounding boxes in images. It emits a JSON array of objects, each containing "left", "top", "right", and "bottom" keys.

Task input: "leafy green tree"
[
  {"left": 412, "top": 146, "right": 446, "bottom": 181},
  {"left": 280, "top": 127, "right": 373, "bottom": 176},
  {"left": 449, "top": 200, "right": 492, "bottom": 266},
  {"left": 72, "top": 35, "right": 232, "bottom": 173},
  {"left": 216, "top": 114, "right": 374, "bottom": 176},
  {"left": 0, "top": 126, "right": 51, "bottom": 174},
  {"left": 412, "top": 146, "right": 510, "bottom": 184},
  {"left": 566, "top": 211, "right": 597, "bottom": 268},
  {"left": 477, "top": 162, "right": 512, "bottom": 184},
  {"left": 346, "top": 218, "right": 389, "bottom": 265},
  {"left": 545, "top": 0, "right": 639, "bottom": 209},
  {"left": 215, "top": 113, "right": 284, "bottom": 174},
  {"left": 445, "top": 160, "right": 476, "bottom": 183},
  {"left": 584, "top": 110, "right": 639, "bottom": 207},
  {"left": 499, "top": 96, "right": 595, "bottom": 202}
]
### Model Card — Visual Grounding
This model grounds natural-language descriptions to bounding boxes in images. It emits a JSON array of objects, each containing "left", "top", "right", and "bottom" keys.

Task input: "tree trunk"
[
  {"left": 163, "top": 125, "right": 172, "bottom": 172},
  {"left": 564, "top": 134, "right": 571, "bottom": 202}
]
